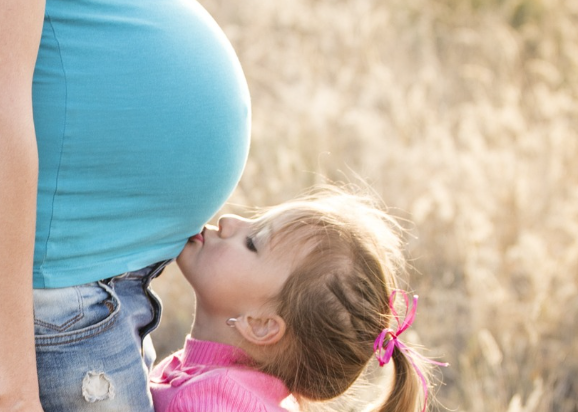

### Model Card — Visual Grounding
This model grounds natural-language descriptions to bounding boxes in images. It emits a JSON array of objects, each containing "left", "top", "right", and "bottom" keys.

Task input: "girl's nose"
[{"left": 217, "top": 215, "right": 248, "bottom": 238}]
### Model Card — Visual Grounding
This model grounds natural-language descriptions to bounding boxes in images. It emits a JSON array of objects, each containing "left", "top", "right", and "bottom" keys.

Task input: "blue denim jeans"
[{"left": 34, "top": 260, "right": 170, "bottom": 412}]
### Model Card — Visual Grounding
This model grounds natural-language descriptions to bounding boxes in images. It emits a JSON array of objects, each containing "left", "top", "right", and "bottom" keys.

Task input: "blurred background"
[{"left": 151, "top": 0, "right": 578, "bottom": 411}]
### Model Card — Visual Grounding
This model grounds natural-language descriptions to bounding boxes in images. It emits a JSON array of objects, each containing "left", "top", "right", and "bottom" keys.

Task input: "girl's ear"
[{"left": 236, "top": 314, "right": 286, "bottom": 346}]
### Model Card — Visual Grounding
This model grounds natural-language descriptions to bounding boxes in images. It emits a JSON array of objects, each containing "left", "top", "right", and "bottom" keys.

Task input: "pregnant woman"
[{"left": 0, "top": 1, "right": 250, "bottom": 411}]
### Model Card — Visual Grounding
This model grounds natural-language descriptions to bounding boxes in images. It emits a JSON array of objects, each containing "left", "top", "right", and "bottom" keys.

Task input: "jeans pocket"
[{"left": 34, "top": 281, "right": 120, "bottom": 346}]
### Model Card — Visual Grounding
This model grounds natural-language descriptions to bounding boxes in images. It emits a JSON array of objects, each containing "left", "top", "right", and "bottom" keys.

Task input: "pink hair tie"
[{"left": 374, "top": 290, "right": 449, "bottom": 412}]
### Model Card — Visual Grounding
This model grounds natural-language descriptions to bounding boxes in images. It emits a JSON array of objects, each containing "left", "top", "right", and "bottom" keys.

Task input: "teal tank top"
[{"left": 32, "top": 0, "right": 251, "bottom": 287}]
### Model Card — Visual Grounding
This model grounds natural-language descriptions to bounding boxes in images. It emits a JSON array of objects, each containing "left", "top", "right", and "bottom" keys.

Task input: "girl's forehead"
[
  {"left": 256, "top": 204, "right": 305, "bottom": 227},
  {"left": 253, "top": 213, "right": 285, "bottom": 246},
  {"left": 255, "top": 214, "right": 319, "bottom": 260},
  {"left": 255, "top": 209, "right": 301, "bottom": 238}
]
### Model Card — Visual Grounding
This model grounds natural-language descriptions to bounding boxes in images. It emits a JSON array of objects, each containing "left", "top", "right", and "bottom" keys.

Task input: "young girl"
[{"left": 150, "top": 186, "right": 447, "bottom": 412}]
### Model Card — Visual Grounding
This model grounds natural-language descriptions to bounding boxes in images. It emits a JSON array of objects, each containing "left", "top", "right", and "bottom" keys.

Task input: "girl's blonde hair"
[{"left": 251, "top": 185, "right": 431, "bottom": 412}]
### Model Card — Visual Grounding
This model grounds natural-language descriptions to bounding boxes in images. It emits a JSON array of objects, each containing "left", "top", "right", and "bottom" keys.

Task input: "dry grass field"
[{"left": 151, "top": 0, "right": 578, "bottom": 411}]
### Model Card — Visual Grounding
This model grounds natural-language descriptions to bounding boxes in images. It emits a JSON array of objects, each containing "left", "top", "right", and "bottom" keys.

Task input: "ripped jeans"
[{"left": 34, "top": 260, "right": 170, "bottom": 412}]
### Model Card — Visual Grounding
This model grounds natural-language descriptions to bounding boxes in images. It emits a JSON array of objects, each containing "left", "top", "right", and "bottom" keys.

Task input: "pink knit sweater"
[{"left": 150, "top": 337, "right": 295, "bottom": 412}]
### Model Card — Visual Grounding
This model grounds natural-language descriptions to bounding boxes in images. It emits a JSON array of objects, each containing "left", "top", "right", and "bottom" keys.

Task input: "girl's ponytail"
[
  {"left": 378, "top": 347, "right": 423, "bottom": 412},
  {"left": 373, "top": 291, "right": 448, "bottom": 412}
]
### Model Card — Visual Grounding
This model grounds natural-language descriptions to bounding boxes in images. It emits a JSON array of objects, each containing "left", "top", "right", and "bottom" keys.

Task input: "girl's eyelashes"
[{"left": 245, "top": 236, "right": 257, "bottom": 252}]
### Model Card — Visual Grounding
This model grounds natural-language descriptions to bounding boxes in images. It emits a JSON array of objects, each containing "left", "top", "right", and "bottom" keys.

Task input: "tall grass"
[{"left": 151, "top": 0, "right": 578, "bottom": 410}]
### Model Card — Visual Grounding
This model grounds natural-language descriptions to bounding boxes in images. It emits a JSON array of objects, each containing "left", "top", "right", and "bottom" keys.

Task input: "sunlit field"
[{"left": 151, "top": 1, "right": 578, "bottom": 411}]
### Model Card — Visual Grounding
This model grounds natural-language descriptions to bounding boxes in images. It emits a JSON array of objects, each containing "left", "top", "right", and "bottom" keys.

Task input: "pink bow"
[{"left": 374, "top": 290, "right": 449, "bottom": 412}]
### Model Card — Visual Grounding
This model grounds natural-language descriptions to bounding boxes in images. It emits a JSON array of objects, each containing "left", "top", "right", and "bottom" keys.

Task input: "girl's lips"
[{"left": 189, "top": 228, "right": 205, "bottom": 243}]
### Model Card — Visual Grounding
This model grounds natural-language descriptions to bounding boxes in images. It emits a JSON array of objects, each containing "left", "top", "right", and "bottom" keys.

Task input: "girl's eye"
[{"left": 245, "top": 236, "right": 257, "bottom": 252}]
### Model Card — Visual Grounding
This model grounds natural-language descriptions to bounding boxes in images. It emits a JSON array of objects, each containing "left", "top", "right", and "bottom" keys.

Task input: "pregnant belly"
[{"left": 32, "top": 0, "right": 251, "bottom": 283}]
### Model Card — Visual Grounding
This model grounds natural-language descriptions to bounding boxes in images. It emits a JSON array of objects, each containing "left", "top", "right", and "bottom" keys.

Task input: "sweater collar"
[{"left": 182, "top": 336, "right": 253, "bottom": 367}]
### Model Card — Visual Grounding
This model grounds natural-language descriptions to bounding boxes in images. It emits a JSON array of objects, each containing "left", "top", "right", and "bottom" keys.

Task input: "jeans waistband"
[{"left": 103, "top": 259, "right": 173, "bottom": 288}]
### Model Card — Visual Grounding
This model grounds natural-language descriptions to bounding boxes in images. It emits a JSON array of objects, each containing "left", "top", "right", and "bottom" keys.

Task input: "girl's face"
[{"left": 176, "top": 214, "right": 298, "bottom": 317}]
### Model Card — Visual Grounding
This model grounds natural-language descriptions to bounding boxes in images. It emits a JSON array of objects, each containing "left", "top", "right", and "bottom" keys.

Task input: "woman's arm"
[{"left": 0, "top": 1, "right": 45, "bottom": 410}]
